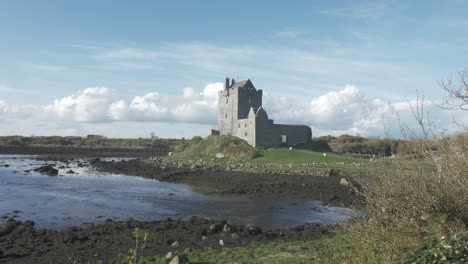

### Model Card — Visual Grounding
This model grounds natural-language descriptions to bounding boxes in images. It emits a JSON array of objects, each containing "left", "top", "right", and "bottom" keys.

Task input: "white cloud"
[
  {"left": 0, "top": 83, "right": 466, "bottom": 138},
  {"left": 273, "top": 29, "right": 302, "bottom": 39},
  {"left": 0, "top": 84, "right": 14, "bottom": 92},
  {"left": 42, "top": 83, "right": 224, "bottom": 125},
  {"left": 0, "top": 100, "right": 7, "bottom": 114},
  {"left": 98, "top": 48, "right": 158, "bottom": 60},
  {"left": 45, "top": 87, "right": 119, "bottom": 122}
]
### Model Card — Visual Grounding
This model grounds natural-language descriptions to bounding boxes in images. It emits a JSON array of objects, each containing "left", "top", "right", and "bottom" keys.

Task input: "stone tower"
[{"left": 217, "top": 77, "right": 262, "bottom": 135}]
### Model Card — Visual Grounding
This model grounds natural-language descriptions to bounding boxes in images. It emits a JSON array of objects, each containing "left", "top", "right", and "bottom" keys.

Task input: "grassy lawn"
[{"left": 252, "top": 148, "right": 365, "bottom": 164}]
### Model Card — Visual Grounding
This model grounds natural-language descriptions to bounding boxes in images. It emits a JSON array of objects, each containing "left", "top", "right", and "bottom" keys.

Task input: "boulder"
[
  {"left": 89, "top": 158, "right": 101, "bottom": 165},
  {"left": 166, "top": 252, "right": 173, "bottom": 261},
  {"left": 171, "top": 241, "right": 179, "bottom": 247},
  {"left": 169, "top": 256, "right": 179, "bottom": 264},
  {"left": 215, "top": 153, "right": 225, "bottom": 158},
  {"left": 0, "top": 219, "right": 18, "bottom": 236},
  {"left": 209, "top": 223, "right": 223, "bottom": 233},
  {"left": 339, "top": 178, "right": 349, "bottom": 187},
  {"left": 34, "top": 165, "right": 59, "bottom": 176}
]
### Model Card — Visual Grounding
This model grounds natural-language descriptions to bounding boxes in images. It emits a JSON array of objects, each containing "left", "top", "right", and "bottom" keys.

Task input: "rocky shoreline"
[
  {"left": 0, "top": 217, "right": 335, "bottom": 264},
  {"left": 96, "top": 158, "right": 360, "bottom": 208},
  {"left": 0, "top": 146, "right": 362, "bottom": 263}
]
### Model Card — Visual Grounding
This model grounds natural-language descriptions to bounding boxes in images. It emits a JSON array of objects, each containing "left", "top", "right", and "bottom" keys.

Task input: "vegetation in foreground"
[{"left": 128, "top": 72, "right": 468, "bottom": 263}]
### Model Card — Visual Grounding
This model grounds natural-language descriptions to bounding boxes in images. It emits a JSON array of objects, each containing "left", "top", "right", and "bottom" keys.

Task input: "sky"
[{"left": 0, "top": 0, "right": 467, "bottom": 138}]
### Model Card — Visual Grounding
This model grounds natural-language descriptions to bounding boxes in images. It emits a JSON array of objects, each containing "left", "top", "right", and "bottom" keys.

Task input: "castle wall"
[
  {"left": 255, "top": 110, "right": 280, "bottom": 147},
  {"left": 218, "top": 88, "right": 239, "bottom": 135},
  {"left": 273, "top": 124, "right": 312, "bottom": 146},
  {"left": 237, "top": 85, "right": 262, "bottom": 119},
  {"left": 233, "top": 117, "right": 256, "bottom": 147}
]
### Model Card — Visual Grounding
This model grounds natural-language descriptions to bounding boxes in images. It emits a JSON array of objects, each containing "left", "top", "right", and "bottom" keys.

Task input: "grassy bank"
[{"left": 172, "top": 135, "right": 259, "bottom": 159}]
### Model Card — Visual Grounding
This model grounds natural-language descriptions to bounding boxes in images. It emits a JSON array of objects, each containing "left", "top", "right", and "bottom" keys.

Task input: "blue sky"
[{"left": 0, "top": 1, "right": 467, "bottom": 138}]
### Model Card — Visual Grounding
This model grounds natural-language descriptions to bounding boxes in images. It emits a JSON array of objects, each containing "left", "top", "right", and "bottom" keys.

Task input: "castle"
[{"left": 212, "top": 77, "right": 312, "bottom": 147}]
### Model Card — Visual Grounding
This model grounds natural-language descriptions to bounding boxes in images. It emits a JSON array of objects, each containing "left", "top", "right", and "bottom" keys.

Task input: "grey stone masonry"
[{"left": 212, "top": 77, "right": 312, "bottom": 147}]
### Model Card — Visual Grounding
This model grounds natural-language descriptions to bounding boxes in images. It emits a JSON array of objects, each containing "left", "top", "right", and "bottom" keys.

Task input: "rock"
[
  {"left": 171, "top": 241, "right": 179, "bottom": 247},
  {"left": 169, "top": 255, "right": 179, "bottom": 264},
  {"left": 339, "top": 178, "right": 349, "bottom": 187},
  {"left": 231, "top": 233, "right": 239, "bottom": 239},
  {"left": 215, "top": 153, "right": 225, "bottom": 158},
  {"left": 3, "top": 164, "right": 9, "bottom": 168},
  {"left": 89, "top": 158, "right": 100, "bottom": 165},
  {"left": 209, "top": 223, "right": 223, "bottom": 233},
  {"left": 246, "top": 225, "right": 262, "bottom": 235},
  {"left": 66, "top": 170, "right": 75, "bottom": 174},
  {"left": 168, "top": 152, "right": 173, "bottom": 156},
  {"left": 166, "top": 251, "right": 173, "bottom": 261},
  {"left": 202, "top": 236, "right": 208, "bottom": 241},
  {"left": 33, "top": 165, "right": 59, "bottom": 176},
  {"left": 0, "top": 220, "right": 18, "bottom": 236},
  {"left": 219, "top": 239, "right": 224, "bottom": 246},
  {"left": 223, "top": 224, "right": 235, "bottom": 233}
]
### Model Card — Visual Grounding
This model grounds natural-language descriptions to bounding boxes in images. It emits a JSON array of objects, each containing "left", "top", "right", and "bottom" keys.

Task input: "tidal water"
[{"left": 0, "top": 155, "right": 357, "bottom": 229}]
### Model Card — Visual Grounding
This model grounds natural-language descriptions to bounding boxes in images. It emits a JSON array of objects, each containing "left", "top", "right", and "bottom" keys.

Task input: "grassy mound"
[{"left": 173, "top": 135, "right": 258, "bottom": 159}]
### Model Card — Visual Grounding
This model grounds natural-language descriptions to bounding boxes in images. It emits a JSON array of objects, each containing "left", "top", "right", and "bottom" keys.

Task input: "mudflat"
[{"left": 96, "top": 159, "right": 359, "bottom": 208}]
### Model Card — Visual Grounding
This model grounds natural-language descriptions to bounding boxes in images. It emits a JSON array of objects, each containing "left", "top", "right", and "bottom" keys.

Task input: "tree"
[{"left": 440, "top": 69, "right": 468, "bottom": 111}]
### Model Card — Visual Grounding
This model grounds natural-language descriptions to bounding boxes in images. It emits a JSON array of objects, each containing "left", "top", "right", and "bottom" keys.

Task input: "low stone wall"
[{"left": 147, "top": 157, "right": 368, "bottom": 177}]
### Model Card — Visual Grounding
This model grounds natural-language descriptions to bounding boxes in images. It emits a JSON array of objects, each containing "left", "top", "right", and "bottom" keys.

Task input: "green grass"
[
  {"left": 138, "top": 236, "right": 355, "bottom": 264},
  {"left": 172, "top": 135, "right": 258, "bottom": 159},
  {"left": 251, "top": 148, "right": 364, "bottom": 164}
]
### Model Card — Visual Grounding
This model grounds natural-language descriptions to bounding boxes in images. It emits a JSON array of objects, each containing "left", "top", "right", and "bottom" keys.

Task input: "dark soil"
[
  {"left": 0, "top": 217, "right": 334, "bottom": 264},
  {"left": 96, "top": 159, "right": 360, "bottom": 208}
]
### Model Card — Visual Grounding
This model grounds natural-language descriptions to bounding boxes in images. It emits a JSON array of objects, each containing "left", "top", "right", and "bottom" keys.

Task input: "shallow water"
[{"left": 0, "top": 155, "right": 358, "bottom": 229}]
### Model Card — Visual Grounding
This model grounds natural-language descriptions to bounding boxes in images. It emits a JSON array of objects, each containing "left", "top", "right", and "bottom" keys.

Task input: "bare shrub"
[{"left": 336, "top": 86, "right": 468, "bottom": 262}]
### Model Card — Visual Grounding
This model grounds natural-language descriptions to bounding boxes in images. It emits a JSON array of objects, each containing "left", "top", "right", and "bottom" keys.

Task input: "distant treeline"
[
  {"left": 0, "top": 134, "right": 433, "bottom": 157},
  {"left": 307, "top": 134, "right": 404, "bottom": 157},
  {"left": 0, "top": 136, "right": 180, "bottom": 149}
]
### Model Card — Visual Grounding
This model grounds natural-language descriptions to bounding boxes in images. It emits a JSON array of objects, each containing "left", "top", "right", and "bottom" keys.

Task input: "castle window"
[
  {"left": 225, "top": 113, "right": 227, "bottom": 118},
  {"left": 226, "top": 98, "right": 228, "bottom": 104},
  {"left": 245, "top": 132, "right": 247, "bottom": 137},
  {"left": 238, "top": 124, "right": 240, "bottom": 128},
  {"left": 245, "top": 123, "right": 247, "bottom": 128}
]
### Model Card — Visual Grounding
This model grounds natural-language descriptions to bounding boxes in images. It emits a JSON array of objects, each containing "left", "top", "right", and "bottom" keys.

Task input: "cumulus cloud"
[
  {"left": 42, "top": 82, "right": 224, "bottom": 124},
  {"left": 45, "top": 87, "right": 119, "bottom": 122},
  {"left": 0, "top": 83, "right": 466, "bottom": 138},
  {"left": 263, "top": 85, "right": 467, "bottom": 137}
]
